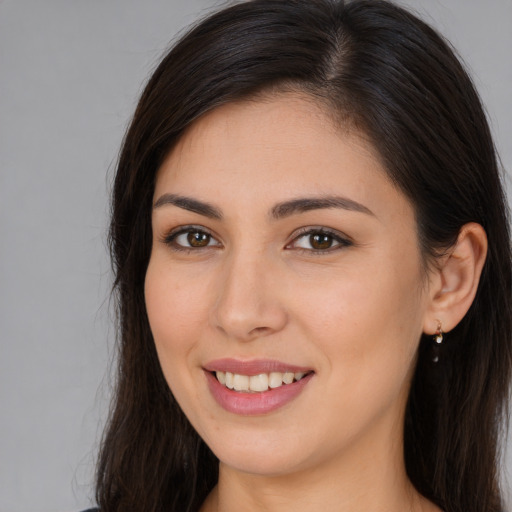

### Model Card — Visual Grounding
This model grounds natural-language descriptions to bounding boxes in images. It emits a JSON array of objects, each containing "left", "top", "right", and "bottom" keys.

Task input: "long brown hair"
[{"left": 96, "top": 1, "right": 512, "bottom": 511}]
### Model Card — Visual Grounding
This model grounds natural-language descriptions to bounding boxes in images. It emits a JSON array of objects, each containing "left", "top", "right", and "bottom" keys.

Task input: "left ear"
[{"left": 423, "top": 222, "right": 488, "bottom": 335}]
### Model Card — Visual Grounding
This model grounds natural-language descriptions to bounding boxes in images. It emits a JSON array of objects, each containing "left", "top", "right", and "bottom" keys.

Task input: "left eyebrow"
[{"left": 270, "top": 196, "right": 374, "bottom": 220}]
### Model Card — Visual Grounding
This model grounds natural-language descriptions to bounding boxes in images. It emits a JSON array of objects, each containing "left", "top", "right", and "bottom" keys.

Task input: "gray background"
[{"left": 0, "top": 1, "right": 510, "bottom": 511}]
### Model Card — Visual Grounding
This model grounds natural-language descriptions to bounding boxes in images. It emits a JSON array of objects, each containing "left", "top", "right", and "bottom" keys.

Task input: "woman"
[{"left": 91, "top": 0, "right": 512, "bottom": 511}]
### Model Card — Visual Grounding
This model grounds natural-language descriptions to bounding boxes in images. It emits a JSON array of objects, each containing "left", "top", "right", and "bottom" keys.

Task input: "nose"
[{"left": 211, "top": 250, "right": 288, "bottom": 341}]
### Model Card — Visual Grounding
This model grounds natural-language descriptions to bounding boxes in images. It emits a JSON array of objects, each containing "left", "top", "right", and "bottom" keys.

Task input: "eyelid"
[
  {"left": 161, "top": 224, "right": 222, "bottom": 250},
  {"left": 160, "top": 224, "right": 351, "bottom": 253},
  {"left": 285, "top": 226, "right": 353, "bottom": 252}
]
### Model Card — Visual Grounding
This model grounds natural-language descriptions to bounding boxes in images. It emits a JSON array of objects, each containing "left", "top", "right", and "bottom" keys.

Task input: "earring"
[
  {"left": 432, "top": 320, "right": 443, "bottom": 363},
  {"left": 434, "top": 320, "right": 443, "bottom": 344}
]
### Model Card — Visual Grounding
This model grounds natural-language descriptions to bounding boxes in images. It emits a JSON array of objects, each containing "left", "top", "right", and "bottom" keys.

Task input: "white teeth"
[
  {"left": 269, "top": 372, "right": 284, "bottom": 388},
  {"left": 282, "top": 372, "right": 294, "bottom": 384},
  {"left": 215, "top": 370, "right": 309, "bottom": 392},
  {"left": 249, "top": 373, "right": 269, "bottom": 392},
  {"left": 233, "top": 373, "right": 249, "bottom": 391}
]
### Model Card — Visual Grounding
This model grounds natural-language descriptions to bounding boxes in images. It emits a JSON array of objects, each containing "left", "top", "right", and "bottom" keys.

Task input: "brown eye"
[
  {"left": 309, "top": 233, "right": 334, "bottom": 250},
  {"left": 288, "top": 228, "right": 352, "bottom": 253},
  {"left": 165, "top": 227, "right": 221, "bottom": 250},
  {"left": 187, "top": 231, "right": 211, "bottom": 247}
]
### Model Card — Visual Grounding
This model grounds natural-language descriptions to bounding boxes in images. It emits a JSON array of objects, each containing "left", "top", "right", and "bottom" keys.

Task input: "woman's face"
[{"left": 145, "top": 95, "right": 432, "bottom": 477}]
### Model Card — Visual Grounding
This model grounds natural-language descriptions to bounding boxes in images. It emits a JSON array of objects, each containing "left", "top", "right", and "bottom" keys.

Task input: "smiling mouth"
[{"left": 213, "top": 370, "right": 313, "bottom": 393}]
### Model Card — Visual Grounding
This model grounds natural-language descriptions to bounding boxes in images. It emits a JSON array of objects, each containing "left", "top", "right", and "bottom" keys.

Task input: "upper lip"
[{"left": 203, "top": 358, "right": 313, "bottom": 376}]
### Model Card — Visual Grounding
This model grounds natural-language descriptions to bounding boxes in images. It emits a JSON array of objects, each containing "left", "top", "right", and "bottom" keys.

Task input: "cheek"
[
  {"left": 295, "top": 257, "right": 423, "bottom": 340},
  {"left": 144, "top": 254, "right": 210, "bottom": 386},
  {"left": 293, "top": 271, "right": 423, "bottom": 450},
  {"left": 291, "top": 253, "right": 425, "bottom": 394}
]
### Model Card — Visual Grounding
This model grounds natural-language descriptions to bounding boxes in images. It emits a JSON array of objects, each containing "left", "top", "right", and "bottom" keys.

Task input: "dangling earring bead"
[{"left": 432, "top": 320, "right": 443, "bottom": 363}]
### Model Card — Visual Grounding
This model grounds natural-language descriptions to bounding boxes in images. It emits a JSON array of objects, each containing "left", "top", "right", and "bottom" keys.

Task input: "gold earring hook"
[{"left": 434, "top": 319, "right": 443, "bottom": 344}]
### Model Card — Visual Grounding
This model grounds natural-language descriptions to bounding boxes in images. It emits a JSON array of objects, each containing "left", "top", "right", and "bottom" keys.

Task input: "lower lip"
[{"left": 205, "top": 371, "right": 314, "bottom": 415}]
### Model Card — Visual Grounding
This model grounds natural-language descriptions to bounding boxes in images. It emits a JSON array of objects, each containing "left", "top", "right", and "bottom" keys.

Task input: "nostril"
[{"left": 251, "top": 326, "right": 270, "bottom": 334}]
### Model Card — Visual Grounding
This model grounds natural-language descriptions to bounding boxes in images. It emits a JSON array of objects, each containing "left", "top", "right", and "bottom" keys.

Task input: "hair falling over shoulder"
[{"left": 95, "top": 1, "right": 512, "bottom": 511}]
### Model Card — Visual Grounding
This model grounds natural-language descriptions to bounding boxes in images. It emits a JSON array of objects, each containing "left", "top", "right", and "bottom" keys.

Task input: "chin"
[
  {"left": 203, "top": 427, "right": 323, "bottom": 478},
  {"left": 218, "top": 450, "right": 305, "bottom": 477}
]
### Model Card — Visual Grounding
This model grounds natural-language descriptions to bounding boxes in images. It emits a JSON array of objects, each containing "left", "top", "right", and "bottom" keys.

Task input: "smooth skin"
[{"left": 145, "top": 94, "right": 487, "bottom": 512}]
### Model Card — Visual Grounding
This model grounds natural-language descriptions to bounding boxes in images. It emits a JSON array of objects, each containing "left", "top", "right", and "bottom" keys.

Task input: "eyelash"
[
  {"left": 286, "top": 227, "right": 353, "bottom": 254},
  {"left": 161, "top": 225, "right": 352, "bottom": 254},
  {"left": 162, "top": 225, "right": 221, "bottom": 253}
]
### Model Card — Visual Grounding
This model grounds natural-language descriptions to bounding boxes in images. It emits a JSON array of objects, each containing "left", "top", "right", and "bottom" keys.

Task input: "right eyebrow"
[{"left": 153, "top": 193, "right": 223, "bottom": 220}]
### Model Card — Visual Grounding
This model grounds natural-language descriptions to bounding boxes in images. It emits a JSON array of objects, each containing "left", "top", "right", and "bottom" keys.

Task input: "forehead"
[
  {"left": 183, "top": 93, "right": 337, "bottom": 145},
  {"left": 154, "top": 94, "right": 411, "bottom": 224}
]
